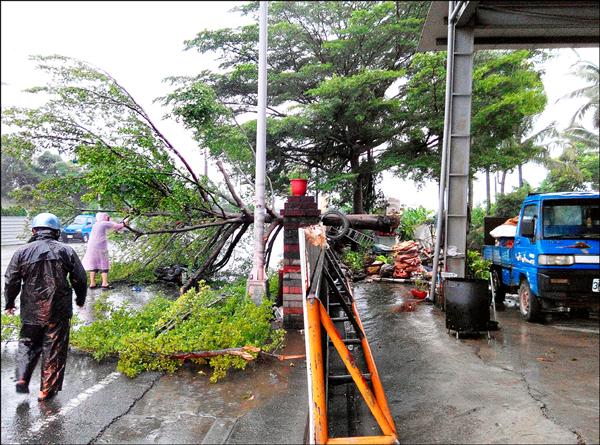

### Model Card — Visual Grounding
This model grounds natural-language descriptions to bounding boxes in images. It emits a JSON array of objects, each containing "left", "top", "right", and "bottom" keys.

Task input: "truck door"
[{"left": 513, "top": 203, "right": 539, "bottom": 290}]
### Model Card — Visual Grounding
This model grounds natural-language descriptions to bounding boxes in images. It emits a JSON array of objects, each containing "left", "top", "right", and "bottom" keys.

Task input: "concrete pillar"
[{"left": 281, "top": 195, "right": 321, "bottom": 329}]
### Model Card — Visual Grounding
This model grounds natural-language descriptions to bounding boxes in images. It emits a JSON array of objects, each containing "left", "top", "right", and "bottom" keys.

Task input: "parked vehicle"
[
  {"left": 483, "top": 192, "right": 599, "bottom": 322},
  {"left": 61, "top": 214, "right": 96, "bottom": 243}
]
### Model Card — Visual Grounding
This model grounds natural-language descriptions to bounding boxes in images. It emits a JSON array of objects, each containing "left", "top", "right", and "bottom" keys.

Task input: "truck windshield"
[{"left": 542, "top": 199, "right": 600, "bottom": 239}]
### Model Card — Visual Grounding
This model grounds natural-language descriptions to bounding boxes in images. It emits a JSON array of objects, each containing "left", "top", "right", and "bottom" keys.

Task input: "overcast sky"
[{"left": 1, "top": 1, "right": 598, "bottom": 210}]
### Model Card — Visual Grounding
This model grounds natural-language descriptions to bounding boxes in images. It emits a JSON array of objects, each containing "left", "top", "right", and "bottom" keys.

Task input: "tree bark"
[
  {"left": 167, "top": 346, "right": 261, "bottom": 361},
  {"left": 518, "top": 164, "right": 523, "bottom": 188},
  {"left": 350, "top": 152, "right": 364, "bottom": 214},
  {"left": 500, "top": 170, "right": 507, "bottom": 195},
  {"left": 485, "top": 168, "right": 491, "bottom": 213},
  {"left": 322, "top": 213, "right": 400, "bottom": 232}
]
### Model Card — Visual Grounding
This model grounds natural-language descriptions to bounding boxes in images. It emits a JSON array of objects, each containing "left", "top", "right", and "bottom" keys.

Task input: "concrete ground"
[{"left": 2, "top": 244, "right": 308, "bottom": 445}]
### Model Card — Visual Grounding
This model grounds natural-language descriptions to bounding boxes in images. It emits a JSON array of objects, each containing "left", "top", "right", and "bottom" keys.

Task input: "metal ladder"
[{"left": 342, "top": 227, "right": 374, "bottom": 247}]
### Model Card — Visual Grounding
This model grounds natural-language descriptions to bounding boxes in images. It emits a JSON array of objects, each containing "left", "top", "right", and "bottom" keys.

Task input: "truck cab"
[{"left": 485, "top": 192, "right": 599, "bottom": 321}]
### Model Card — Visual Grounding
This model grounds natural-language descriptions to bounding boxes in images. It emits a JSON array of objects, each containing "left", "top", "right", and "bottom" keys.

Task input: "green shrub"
[
  {"left": 375, "top": 254, "right": 393, "bottom": 264},
  {"left": 466, "top": 250, "right": 491, "bottom": 280},
  {"left": 1, "top": 313, "right": 21, "bottom": 341},
  {"left": 287, "top": 165, "right": 309, "bottom": 180},
  {"left": 70, "top": 279, "right": 284, "bottom": 382},
  {"left": 494, "top": 183, "right": 532, "bottom": 218},
  {"left": 109, "top": 261, "right": 158, "bottom": 284},
  {"left": 399, "top": 206, "right": 434, "bottom": 240},
  {"left": 342, "top": 250, "right": 365, "bottom": 273},
  {"left": 1, "top": 206, "right": 27, "bottom": 216},
  {"left": 467, "top": 205, "right": 488, "bottom": 252}
]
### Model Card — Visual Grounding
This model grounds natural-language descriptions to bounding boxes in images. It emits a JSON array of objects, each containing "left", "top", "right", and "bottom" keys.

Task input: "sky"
[{"left": 2, "top": 1, "right": 599, "bottom": 212}]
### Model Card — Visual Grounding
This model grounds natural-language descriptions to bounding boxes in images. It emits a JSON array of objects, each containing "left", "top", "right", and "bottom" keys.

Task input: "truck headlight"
[
  {"left": 538, "top": 255, "right": 574, "bottom": 266},
  {"left": 76, "top": 229, "right": 82, "bottom": 233}
]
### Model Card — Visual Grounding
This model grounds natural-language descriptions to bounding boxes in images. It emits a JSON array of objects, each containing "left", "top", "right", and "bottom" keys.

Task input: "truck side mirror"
[{"left": 521, "top": 218, "right": 535, "bottom": 238}]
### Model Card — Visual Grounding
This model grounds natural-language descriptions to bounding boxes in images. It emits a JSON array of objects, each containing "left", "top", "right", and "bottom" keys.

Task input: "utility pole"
[{"left": 247, "top": 0, "right": 268, "bottom": 304}]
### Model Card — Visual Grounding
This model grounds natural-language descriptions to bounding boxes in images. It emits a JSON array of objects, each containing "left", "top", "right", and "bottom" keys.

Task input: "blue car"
[{"left": 61, "top": 214, "right": 96, "bottom": 243}]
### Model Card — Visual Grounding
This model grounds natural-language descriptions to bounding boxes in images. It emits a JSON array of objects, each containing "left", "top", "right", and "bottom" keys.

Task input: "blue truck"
[{"left": 483, "top": 192, "right": 599, "bottom": 321}]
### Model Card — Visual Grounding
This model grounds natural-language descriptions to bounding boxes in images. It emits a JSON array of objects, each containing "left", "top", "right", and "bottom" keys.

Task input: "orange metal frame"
[{"left": 300, "top": 226, "right": 398, "bottom": 445}]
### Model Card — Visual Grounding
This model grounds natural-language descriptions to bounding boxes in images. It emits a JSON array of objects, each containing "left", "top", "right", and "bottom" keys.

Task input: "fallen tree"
[
  {"left": 69, "top": 280, "right": 287, "bottom": 382},
  {"left": 1, "top": 56, "right": 398, "bottom": 291}
]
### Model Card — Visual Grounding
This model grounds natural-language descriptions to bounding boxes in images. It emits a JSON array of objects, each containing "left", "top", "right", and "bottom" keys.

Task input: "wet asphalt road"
[
  {"left": 1, "top": 243, "right": 308, "bottom": 444},
  {"left": 355, "top": 281, "right": 599, "bottom": 444},
  {"left": 2, "top": 242, "right": 599, "bottom": 444}
]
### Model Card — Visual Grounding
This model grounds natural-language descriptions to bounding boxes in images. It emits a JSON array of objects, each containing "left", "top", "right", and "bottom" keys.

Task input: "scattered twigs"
[
  {"left": 154, "top": 295, "right": 227, "bottom": 336},
  {"left": 259, "top": 351, "right": 306, "bottom": 361},
  {"left": 164, "top": 346, "right": 305, "bottom": 362}
]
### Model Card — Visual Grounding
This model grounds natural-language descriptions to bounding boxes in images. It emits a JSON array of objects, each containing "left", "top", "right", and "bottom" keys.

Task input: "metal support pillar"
[
  {"left": 430, "top": 1, "right": 474, "bottom": 302},
  {"left": 444, "top": 27, "right": 473, "bottom": 278}
]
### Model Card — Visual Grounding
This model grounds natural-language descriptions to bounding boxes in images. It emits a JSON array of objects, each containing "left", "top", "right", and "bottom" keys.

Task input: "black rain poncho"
[
  {"left": 4, "top": 230, "right": 88, "bottom": 397},
  {"left": 4, "top": 231, "right": 87, "bottom": 323}
]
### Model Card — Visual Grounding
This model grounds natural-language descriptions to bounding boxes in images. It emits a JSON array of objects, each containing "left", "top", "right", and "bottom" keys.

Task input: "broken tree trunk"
[
  {"left": 167, "top": 346, "right": 261, "bottom": 361},
  {"left": 322, "top": 213, "right": 399, "bottom": 232}
]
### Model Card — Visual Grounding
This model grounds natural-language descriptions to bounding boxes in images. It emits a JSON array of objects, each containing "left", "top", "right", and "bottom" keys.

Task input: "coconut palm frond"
[
  {"left": 558, "top": 59, "right": 599, "bottom": 129},
  {"left": 560, "top": 85, "right": 597, "bottom": 101},
  {"left": 526, "top": 121, "right": 559, "bottom": 143},
  {"left": 563, "top": 126, "right": 599, "bottom": 149},
  {"left": 569, "top": 102, "right": 599, "bottom": 128}
]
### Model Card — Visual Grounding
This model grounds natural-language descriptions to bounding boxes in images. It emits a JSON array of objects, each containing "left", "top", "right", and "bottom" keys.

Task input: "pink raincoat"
[{"left": 82, "top": 213, "right": 124, "bottom": 271}]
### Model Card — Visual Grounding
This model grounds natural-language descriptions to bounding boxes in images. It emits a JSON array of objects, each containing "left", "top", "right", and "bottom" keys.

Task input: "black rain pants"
[{"left": 16, "top": 320, "right": 70, "bottom": 394}]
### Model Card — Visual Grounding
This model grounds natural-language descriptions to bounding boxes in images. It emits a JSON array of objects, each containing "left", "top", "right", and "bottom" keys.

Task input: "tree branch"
[{"left": 216, "top": 160, "right": 251, "bottom": 216}]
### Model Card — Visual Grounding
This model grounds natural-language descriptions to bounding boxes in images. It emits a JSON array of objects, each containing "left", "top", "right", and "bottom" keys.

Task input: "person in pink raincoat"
[{"left": 82, "top": 213, "right": 125, "bottom": 289}]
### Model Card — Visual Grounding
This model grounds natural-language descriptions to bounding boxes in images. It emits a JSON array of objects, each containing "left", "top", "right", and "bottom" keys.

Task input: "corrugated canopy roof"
[{"left": 418, "top": 1, "right": 600, "bottom": 51}]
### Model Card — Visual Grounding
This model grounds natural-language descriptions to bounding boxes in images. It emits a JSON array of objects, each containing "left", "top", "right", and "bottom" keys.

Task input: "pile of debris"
[
  {"left": 361, "top": 238, "right": 433, "bottom": 282},
  {"left": 393, "top": 240, "right": 424, "bottom": 279}
]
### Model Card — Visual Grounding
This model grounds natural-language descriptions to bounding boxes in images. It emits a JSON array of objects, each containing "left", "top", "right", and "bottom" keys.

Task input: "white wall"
[{"left": 1, "top": 217, "right": 29, "bottom": 246}]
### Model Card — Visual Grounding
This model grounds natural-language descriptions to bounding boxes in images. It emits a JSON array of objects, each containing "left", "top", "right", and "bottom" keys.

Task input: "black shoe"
[{"left": 16, "top": 381, "right": 29, "bottom": 393}]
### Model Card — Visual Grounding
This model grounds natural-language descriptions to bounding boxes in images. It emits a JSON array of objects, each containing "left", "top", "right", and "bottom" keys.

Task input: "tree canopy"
[
  {"left": 1, "top": 55, "right": 260, "bottom": 290},
  {"left": 1, "top": 54, "right": 399, "bottom": 289},
  {"left": 1, "top": 2, "right": 562, "bottom": 287},
  {"left": 539, "top": 58, "right": 599, "bottom": 193},
  {"left": 381, "top": 50, "right": 548, "bottom": 188},
  {"left": 561, "top": 59, "right": 599, "bottom": 130},
  {"left": 166, "top": 0, "right": 429, "bottom": 213}
]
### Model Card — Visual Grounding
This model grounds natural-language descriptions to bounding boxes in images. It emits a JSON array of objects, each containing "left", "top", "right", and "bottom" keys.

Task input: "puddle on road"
[{"left": 390, "top": 298, "right": 425, "bottom": 313}]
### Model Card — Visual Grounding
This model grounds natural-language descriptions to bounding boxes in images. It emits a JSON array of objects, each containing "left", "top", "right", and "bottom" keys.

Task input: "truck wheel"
[
  {"left": 492, "top": 269, "right": 505, "bottom": 305},
  {"left": 83, "top": 233, "right": 89, "bottom": 243},
  {"left": 519, "top": 279, "right": 541, "bottom": 322}
]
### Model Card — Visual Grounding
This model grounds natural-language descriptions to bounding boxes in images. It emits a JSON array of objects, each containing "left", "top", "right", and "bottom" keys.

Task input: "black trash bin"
[{"left": 444, "top": 278, "right": 490, "bottom": 335}]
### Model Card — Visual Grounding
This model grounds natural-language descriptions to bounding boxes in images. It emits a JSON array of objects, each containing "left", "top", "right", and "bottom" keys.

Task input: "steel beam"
[
  {"left": 454, "top": 1, "right": 479, "bottom": 27},
  {"left": 444, "top": 27, "right": 474, "bottom": 278}
]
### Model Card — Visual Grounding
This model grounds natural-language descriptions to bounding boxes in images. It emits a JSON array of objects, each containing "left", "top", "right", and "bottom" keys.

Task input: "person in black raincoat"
[{"left": 4, "top": 213, "right": 87, "bottom": 401}]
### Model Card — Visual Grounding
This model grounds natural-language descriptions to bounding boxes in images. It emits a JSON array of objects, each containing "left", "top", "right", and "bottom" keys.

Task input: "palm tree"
[
  {"left": 560, "top": 59, "right": 599, "bottom": 129},
  {"left": 562, "top": 126, "right": 599, "bottom": 151}
]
